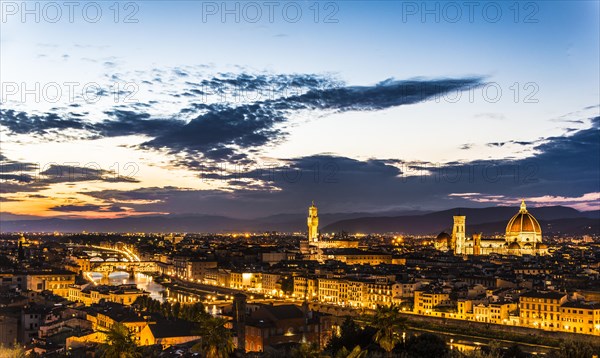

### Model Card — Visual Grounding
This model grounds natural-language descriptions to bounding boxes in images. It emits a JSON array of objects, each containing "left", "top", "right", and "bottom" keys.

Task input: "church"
[{"left": 435, "top": 200, "right": 548, "bottom": 256}]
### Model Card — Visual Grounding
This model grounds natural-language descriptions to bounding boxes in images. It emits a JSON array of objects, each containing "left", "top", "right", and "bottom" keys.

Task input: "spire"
[{"left": 520, "top": 199, "right": 527, "bottom": 213}]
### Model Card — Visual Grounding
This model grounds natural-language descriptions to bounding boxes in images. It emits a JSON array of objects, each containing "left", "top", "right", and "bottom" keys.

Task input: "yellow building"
[
  {"left": 86, "top": 304, "right": 151, "bottom": 344},
  {"left": 69, "top": 284, "right": 148, "bottom": 306},
  {"left": 261, "top": 273, "right": 281, "bottom": 295},
  {"left": 139, "top": 321, "right": 201, "bottom": 348},
  {"left": 318, "top": 277, "right": 347, "bottom": 304},
  {"left": 457, "top": 299, "right": 474, "bottom": 320},
  {"left": 203, "top": 268, "right": 231, "bottom": 287},
  {"left": 293, "top": 276, "right": 318, "bottom": 299},
  {"left": 363, "top": 280, "right": 396, "bottom": 308},
  {"left": 413, "top": 290, "right": 451, "bottom": 316},
  {"left": 322, "top": 248, "right": 392, "bottom": 265},
  {"left": 560, "top": 302, "right": 600, "bottom": 335},
  {"left": 519, "top": 291, "right": 567, "bottom": 331},
  {"left": 72, "top": 255, "right": 91, "bottom": 273},
  {"left": 26, "top": 270, "right": 76, "bottom": 297},
  {"left": 230, "top": 271, "right": 262, "bottom": 291},
  {"left": 66, "top": 331, "right": 107, "bottom": 350},
  {"left": 346, "top": 280, "right": 366, "bottom": 307},
  {"left": 472, "top": 301, "right": 518, "bottom": 324}
]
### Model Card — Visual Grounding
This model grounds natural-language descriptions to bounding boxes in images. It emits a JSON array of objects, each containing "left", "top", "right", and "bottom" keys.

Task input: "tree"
[
  {"left": 504, "top": 344, "right": 527, "bottom": 358},
  {"left": 281, "top": 275, "right": 294, "bottom": 295},
  {"left": 193, "top": 316, "right": 234, "bottom": 358},
  {"left": 325, "top": 317, "right": 375, "bottom": 356},
  {"left": 405, "top": 333, "right": 448, "bottom": 358},
  {"left": 368, "top": 305, "right": 407, "bottom": 357},
  {"left": 99, "top": 323, "right": 141, "bottom": 358},
  {"left": 290, "top": 342, "right": 323, "bottom": 358},
  {"left": 0, "top": 345, "right": 26, "bottom": 358},
  {"left": 553, "top": 340, "right": 599, "bottom": 358},
  {"left": 334, "top": 345, "right": 368, "bottom": 358}
]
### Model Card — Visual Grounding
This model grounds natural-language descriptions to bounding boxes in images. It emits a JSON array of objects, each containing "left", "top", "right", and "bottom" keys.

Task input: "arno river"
[{"left": 88, "top": 271, "right": 166, "bottom": 302}]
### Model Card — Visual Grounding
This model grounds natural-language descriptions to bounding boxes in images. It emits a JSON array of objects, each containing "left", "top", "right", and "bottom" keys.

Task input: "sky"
[{"left": 0, "top": 0, "right": 599, "bottom": 220}]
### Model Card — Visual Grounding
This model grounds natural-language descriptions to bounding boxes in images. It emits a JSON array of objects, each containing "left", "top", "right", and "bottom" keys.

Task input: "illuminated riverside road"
[{"left": 162, "top": 279, "right": 559, "bottom": 354}]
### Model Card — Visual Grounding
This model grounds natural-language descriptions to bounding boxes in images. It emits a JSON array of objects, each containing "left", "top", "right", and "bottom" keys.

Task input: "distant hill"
[
  {"left": 322, "top": 206, "right": 596, "bottom": 235},
  {"left": 0, "top": 206, "right": 596, "bottom": 235},
  {"left": 0, "top": 209, "right": 430, "bottom": 233}
]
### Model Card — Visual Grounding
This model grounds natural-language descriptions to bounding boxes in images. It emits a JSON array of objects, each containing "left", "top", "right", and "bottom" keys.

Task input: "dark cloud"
[
  {"left": 144, "top": 77, "right": 482, "bottom": 160},
  {"left": 1, "top": 74, "right": 482, "bottom": 165},
  {"left": 0, "top": 153, "right": 39, "bottom": 183},
  {"left": 49, "top": 204, "right": 128, "bottom": 212},
  {"left": 82, "top": 119, "right": 599, "bottom": 217},
  {"left": 96, "top": 110, "right": 185, "bottom": 138},
  {"left": 0, "top": 110, "right": 89, "bottom": 135},
  {"left": 40, "top": 164, "right": 139, "bottom": 183}
]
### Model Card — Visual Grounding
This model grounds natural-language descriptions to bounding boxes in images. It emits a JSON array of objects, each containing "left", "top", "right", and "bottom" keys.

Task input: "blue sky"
[{"left": 0, "top": 1, "right": 599, "bottom": 219}]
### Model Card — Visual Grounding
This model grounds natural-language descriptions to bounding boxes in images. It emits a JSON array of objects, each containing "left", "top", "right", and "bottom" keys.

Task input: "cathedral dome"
[
  {"left": 506, "top": 201, "right": 541, "bottom": 235},
  {"left": 535, "top": 242, "right": 548, "bottom": 250},
  {"left": 436, "top": 232, "right": 451, "bottom": 243}
]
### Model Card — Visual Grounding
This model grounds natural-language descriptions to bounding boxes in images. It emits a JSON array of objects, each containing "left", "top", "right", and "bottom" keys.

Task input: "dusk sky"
[{"left": 1, "top": 1, "right": 599, "bottom": 220}]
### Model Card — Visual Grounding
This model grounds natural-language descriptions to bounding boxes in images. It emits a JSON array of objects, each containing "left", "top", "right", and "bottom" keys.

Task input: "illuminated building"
[
  {"left": 293, "top": 276, "right": 318, "bottom": 299},
  {"left": 300, "top": 202, "right": 359, "bottom": 257},
  {"left": 321, "top": 248, "right": 392, "bottom": 265},
  {"left": 308, "top": 201, "right": 319, "bottom": 242},
  {"left": 25, "top": 270, "right": 77, "bottom": 297},
  {"left": 413, "top": 290, "right": 452, "bottom": 316},
  {"left": 318, "top": 278, "right": 347, "bottom": 304},
  {"left": 68, "top": 284, "right": 149, "bottom": 306},
  {"left": 451, "top": 215, "right": 466, "bottom": 255},
  {"left": 242, "top": 304, "right": 333, "bottom": 352},
  {"left": 560, "top": 301, "right": 600, "bottom": 335},
  {"left": 472, "top": 301, "right": 518, "bottom": 324},
  {"left": 80, "top": 303, "right": 152, "bottom": 345},
  {"left": 261, "top": 273, "right": 281, "bottom": 295},
  {"left": 230, "top": 271, "right": 262, "bottom": 291},
  {"left": 448, "top": 201, "right": 548, "bottom": 256},
  {"left": 139, "top": 320, "right": 201, "bottom": 348},
  {"left": 519, "top": 291, "right": 567, "bottom": 331}
]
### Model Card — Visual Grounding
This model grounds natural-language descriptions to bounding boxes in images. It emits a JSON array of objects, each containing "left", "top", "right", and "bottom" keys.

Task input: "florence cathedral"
[{"left": 435, "top": 200, "right": 548, "bottom": 256}]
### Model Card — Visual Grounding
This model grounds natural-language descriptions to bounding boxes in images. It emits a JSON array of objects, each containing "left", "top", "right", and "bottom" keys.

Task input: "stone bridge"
[{"left": 90, "top": 261, "right": 159, "bottom": 276}]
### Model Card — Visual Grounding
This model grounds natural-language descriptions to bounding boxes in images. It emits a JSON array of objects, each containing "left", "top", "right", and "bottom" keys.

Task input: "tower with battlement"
[
  {"left": 307, "top": 201, "right": 319, "bottom": 242},
  {"left": 452, "top": 215, "right": 466, "bottom": 254}
]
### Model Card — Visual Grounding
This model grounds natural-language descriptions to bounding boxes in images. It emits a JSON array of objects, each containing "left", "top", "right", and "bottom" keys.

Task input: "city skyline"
[{"left": 1, "top": 1, "right": 599, "bottom": 220}]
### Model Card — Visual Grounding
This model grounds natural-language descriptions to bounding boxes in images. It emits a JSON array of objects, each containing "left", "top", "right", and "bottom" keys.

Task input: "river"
[{"left": 88, "top": 271, "right": 166, "bottom": 302}]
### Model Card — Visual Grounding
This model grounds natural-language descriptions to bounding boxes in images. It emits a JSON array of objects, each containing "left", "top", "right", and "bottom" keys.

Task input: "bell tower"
[
  {"left": 307, "top": 201, "right": 319, "bottom": 242},
  {"left": 452, "top": 215, "right": 466, "bottom": 254}
]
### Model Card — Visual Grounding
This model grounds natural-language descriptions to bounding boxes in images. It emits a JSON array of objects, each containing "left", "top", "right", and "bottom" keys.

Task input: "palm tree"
[
  {"left": 334, "top": 345, "right": 368, "bottom": 358},
  {"left": 193, "top": 316, "right": 235, "bottom": 358},
  {"left": 100, "top": 323, "right": 141, "bottom": 358},
  {"left": 368, "top": 304, "right": 407, "bottom": 357}
]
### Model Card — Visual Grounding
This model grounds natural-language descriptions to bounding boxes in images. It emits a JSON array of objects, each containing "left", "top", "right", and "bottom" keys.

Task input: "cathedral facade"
[{"left": 436, "top": 201, "right": 548, "bottom": 256}]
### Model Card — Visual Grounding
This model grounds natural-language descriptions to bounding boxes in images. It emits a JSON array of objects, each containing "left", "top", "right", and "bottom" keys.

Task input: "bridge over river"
[{"left": 90, "top": 260, "right": 159, "bottom": 276}]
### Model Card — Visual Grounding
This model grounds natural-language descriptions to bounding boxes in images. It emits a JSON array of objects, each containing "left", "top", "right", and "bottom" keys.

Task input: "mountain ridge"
[{"left": 0, "top": 205, "right": 597, "bottom": 235}]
